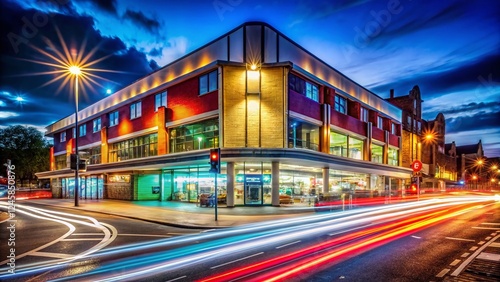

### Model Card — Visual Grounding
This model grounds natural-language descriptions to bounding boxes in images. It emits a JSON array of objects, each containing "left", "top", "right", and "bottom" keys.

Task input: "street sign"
[{"left": 411, "top": 160, "right": 423, "bottom": 172}]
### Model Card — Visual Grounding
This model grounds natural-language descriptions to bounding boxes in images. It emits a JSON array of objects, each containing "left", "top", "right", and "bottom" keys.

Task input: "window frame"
[
  {"left": 109, "top": 111, "right": 119, "bottom": 127},
  {"left": 93, "top": 118, "right": 101, "bottom": 133},
  {"left": 130, "top": 101, "right": 142, "bottom": 119},
  {"left": 334, "top": 95, "right": 347, "bottom": 114},
  {"left": 199, "top": 70, "right": 218, "bottom": 95},
  {"left": 155, "top": 91, "right": 167, "bottom": 111},
  {"left": 60, "top": 132, "right": 66, "bottom": 142},
  {"left": 377, "top": 116, "right": 384, "bottom": 129},
  {"left": 360, "top": 107, "right": 369, "bottom": 122},
  {"left": 79, "top": 124, "right": 86, "bottom": 137}
]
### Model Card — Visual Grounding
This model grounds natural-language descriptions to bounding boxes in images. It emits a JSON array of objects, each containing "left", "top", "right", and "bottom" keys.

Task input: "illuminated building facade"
[{"left": 37, "top": 22, "right": 411, "bottom": 206}]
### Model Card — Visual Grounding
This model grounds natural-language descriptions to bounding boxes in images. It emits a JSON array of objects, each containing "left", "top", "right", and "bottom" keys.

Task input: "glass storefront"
[
  {"left": 61, "top": 175, "right": 104, "bottom": 199},
  {"left": 169, "top": 118, "right": 219, "bottom": 153},
  {"left": 235, "top": 162, "right": 272, "bottom": 205}
]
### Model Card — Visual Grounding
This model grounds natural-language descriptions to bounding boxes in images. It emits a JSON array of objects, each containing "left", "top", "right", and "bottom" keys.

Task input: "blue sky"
[{"left": 1, "top": 0, "right": 499, "bottom": 156}]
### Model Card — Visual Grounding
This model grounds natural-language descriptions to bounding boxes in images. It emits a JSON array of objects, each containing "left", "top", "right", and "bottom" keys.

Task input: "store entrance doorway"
[{"left": 245, "top": 175, "right": 263, "bottom": 205}]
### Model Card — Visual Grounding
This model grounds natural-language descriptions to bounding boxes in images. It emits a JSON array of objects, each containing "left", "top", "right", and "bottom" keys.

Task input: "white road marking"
[
  {"left": 472, "top": 226, "right": 500, "bottom": 230},
  {"left": 470, "top": 246, "right": 478, "bottom": 251},
  {"left": 486, "top": 236, "right": 492, "bottom": 240},
  {"left": 435, "top": 268, "right": 450, "bottom": 277},
  {"left": 481, "top": 222, "right": 500, "bottom": 225},
  {"left": 411, "top": 235, "right": 421, "bottom": 239},
  {"left": 445, "top": 237, "right": 475, "bottom": 242},
  {"left": 451, "top": 233, "right": 500, "bottom": 276},
  {"left": 62, "top": 238, "right": 103, "bottom": 241},
  {"left": 478, "top": 241, "right": 485, "bottom": 245},
  {"left": 476, "top": 252, "right": 500, "bottom": 262},
  {"left": 449, "top": 259, "right": 461, "bottom": 266},
  {"left": 276, "top": 240, "right": 301, "bottom": 249},
  {"left": 210, "top": 252, "right": 264, "bottom": 269},
  {"left": 118, "top": 234, "right": 171, "bottom": 237},
  {"left": 72, "top": 233, "right": 103, "bottom": 236},
  {"left": 30, "top": 252, "right": 74, "bottom": 259},
  {"left": 461, "top": 252, "right": 470, "bottom": 258},
  {"left": 490, "top": 242, "right": 500, "bottom": 248},
  {"left": 166, "top": 276, "right": 187, "bottom": 282}
]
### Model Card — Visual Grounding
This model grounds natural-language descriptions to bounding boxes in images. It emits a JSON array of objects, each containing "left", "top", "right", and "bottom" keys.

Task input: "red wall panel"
[
  {"left": 372, "top": 127, "right": 385, "bottom": 142},
  {"left": 389, "top": 133, "right": 399, "bottom": 147},
  {"left": 331, "top": 111, "right": 367, "bottom": 136},
  {"left": 289, "top": 90, "right": 321, "bottom": 121},
  {"left": 168, "top": 76, "right": 219, "bottom": 122}
]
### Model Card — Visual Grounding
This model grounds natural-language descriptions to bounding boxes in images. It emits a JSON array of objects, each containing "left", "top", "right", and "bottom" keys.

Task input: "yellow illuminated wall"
[{"left": 222, "top": 66, "right": 287, "bottom": 148}]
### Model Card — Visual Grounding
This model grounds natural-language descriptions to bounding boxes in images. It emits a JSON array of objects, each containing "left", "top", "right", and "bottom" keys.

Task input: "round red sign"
[{"left": 411, "top": 160, "right": 423, "bottom": 172}]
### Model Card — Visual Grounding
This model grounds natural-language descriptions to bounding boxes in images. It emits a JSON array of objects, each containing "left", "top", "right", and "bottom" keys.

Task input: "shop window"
[
  {"left": 130, "top": 101, "right": 142, "bottom": 119},
  {"left": 288, "top": 119, "right": 319, "bottom": 151},
  {"left": 82, "top": 146, "right": 101, "bottom": 164},
  {"left": 335, "top": 95, "right": 347, "bottom": 114},
  {"left": 199, "top": 70, "right": 218, "bottom": 95},
  {"left": 371, "top": 144, "right": 384, "bottom": 163},
  {"left": 330, "top": 131, "right": 347, "bottom": 157},
  {"left": 388, "top": 147, "right": 399, "bottom": 166},
  {"left": 349, "top": 137, "right": 364, "bottom": 160},
  {"left": 93, "top": 118, "right": 101, "bottom": 133},
  {"left": 155, "top": 91, "right": 167, "bottom": 111},
  {"left": 170, "top": 118, "right": 219, "bottom": 153}
]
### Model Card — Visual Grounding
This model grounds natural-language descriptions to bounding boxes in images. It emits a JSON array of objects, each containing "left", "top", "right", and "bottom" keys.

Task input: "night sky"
[{"left": 1, "top": 0, "right": 499, "bottom": 156}]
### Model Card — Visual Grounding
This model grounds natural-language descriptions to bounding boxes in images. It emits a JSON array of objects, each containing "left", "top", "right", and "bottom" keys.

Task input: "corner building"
[{"left": 37, "top": 22, "right": 411, "bottom": 207}]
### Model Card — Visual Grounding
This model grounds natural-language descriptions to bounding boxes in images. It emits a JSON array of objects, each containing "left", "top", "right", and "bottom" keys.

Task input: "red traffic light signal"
[
  {"left": 410, "top": 183, "right": 417, "bottom": 191},
  {"left": 209, "top": 148, "right": 220, "bottom": 173}
]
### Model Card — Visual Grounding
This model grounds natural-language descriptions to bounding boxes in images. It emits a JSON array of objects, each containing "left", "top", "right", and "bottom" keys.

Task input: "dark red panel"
[
  {"left": 389, "top": 133, "right": 399, "bottom": 147},
  {"left": 331, "top": 111, "right": 367, "bottom": 136},
  {"left": 372, "top": 127, "right": 384, "bottom": 142},
  {"left": 289, "top": 90, "right": 321, "bottom": 121}
]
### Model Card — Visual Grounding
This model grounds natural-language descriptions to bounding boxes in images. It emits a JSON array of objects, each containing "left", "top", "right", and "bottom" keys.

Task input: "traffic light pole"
[{"left": 214, "top": 173, "right": 218, "bottom": 221}]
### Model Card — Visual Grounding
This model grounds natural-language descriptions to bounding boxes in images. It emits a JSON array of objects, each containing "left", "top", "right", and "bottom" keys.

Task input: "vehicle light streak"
[
  {"left": 199, "top": 204, "right": 476, "bottom": 282},
  {"left": 58, "top": 198, "right": 490, "bottom": 281},
  {"left": 248, "top": 205, "right": 488, "bottom": 281}
]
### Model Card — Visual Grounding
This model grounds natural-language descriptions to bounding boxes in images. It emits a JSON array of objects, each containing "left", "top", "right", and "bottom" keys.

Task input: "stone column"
[
  {"left": 272, "top": 161, "right": 280, "bottom": 206},
  {"left": 226, "top": 162, "right": 235, "bottom": 207},
  {"left": 322, "top": 167, "right": 329, "bottom": 194}
]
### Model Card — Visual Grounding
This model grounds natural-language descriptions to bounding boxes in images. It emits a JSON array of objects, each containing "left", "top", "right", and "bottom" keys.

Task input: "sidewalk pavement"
[{"left": 23, "top": 198, "right": 316, "bottom": 229}]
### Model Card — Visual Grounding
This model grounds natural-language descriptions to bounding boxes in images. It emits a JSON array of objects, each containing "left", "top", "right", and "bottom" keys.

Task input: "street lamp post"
[{"left": 70, "top": 65, "right": 81, "bottom": 207}]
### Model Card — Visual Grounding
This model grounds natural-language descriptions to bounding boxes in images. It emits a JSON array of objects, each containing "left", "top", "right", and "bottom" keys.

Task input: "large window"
[
  {"left": 109, "top": 111, "right": 119, "bottom": 127},
  {"left": 155, "top": 91, "right": 167, "bottom": 111},
  {"left": 130, "top": 101, "right": 142, "bottom": 119},
  {"left": 289, "top": 119, "right": 320, "bottom": 151},
  {"left": 55, "top": 155, "right": 66, "bottom": 170},
  {"left": 199, "top": 70, "right": 218, "bottom": 95},
  {"left": 170, "top": 118, "right": 219, "bottom": 153},
  {"left": 288, "top": 73, "right": 319, "bottom": 102},
  {"left": 79, "top": 124, "right": 86, "bottom": 137},
  {"left": 388, "top": 147, "right": 399, "bottom": 166},
  {"left": 371, "top": 144, "right": 384, "bottom": 163},
  {"left": 108, "top": 133, "right": 158, "bottom": 162},
  {"left": 93, "top": 118, "right": 101, "bottom": 133},
  {"left": 335, "top": 95, "right": 347, "bottom": 114},
  {"left": 60, "top": 132, "right": 66, "bottom": 142},
  {"left": 349, "top": 137, "right": 364, "bottom": 160},
  {"left": 330, "top": 132, "right": 347, "bottom": 157}
]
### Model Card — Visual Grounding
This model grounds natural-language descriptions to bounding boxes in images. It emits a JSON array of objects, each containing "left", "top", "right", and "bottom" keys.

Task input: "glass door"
[{"left": 245, "top": 175, "right": 263, "bottom": 205}]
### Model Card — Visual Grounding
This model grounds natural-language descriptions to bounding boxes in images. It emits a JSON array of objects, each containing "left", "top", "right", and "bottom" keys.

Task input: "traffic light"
[
  {"left": 70, "top": 154, "right": 87, "bottom": 171},
  {"left": 209, "top": 148, "right": 220, "bottom": 173},
  {"left": 70, "top": 154, "right": 77, "bottom": 170}
]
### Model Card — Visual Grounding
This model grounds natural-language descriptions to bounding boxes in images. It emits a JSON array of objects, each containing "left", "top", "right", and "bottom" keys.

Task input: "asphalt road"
[{"left": 1, "top": 196, "right": 498, "bottom": 281}]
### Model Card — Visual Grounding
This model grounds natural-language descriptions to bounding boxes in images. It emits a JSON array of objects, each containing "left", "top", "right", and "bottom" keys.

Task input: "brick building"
[{"left": 36, "top": 22, "right": 411, "bottom": 207}]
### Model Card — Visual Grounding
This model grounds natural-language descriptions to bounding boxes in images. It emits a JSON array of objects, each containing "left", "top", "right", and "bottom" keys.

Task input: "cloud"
[
  {"left": 84, "top": 0, "right": 118, "bottom": 15},
  {"left": 123, "top": 9, "right": 160, "bottom": 34}
]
